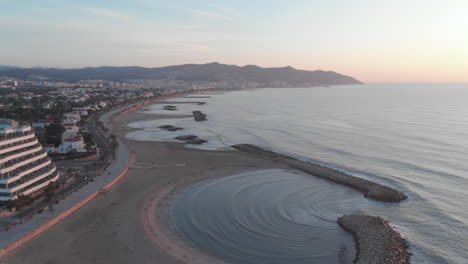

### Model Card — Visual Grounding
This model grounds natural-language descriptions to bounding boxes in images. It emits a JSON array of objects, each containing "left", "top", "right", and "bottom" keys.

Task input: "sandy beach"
[{"left": 3, "top": 109, "right": 288, "bottom": 264}]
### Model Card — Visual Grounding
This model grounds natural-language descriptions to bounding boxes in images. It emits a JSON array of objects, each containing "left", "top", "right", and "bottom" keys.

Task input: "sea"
[{"left": 127, "top": 83, "right": 468, "bottom": 264}]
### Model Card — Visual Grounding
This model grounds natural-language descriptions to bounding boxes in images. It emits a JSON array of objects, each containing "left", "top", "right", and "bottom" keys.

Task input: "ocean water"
[{"left": 129, "top": 84, "right": 468, "bottom": 263}]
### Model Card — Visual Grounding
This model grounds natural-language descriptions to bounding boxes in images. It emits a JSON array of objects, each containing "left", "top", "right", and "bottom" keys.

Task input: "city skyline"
[{"left": 1, "top": 0, "right": 467, "bottom": 83}]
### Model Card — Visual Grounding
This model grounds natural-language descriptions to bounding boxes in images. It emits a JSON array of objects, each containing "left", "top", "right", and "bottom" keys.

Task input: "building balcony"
[
  {"left": 0, "top": 150, "right": 48, "bottom": 174},
  {"left": 5, "top": 166, "right": 57, "bottom": 192},
  {"left": 0, "top": 137, "right": 38, "bottom": 155},
  {"left": 0, "top": 144, "right": 43, "bottom": 165},
  {"left": 16, "top": 170, "right": 59, "bottom": 197},
  {"left": 0, "top": 158, "right": 52, "bottom": 184},
  {"left": 0, "top": 170, "right": 59, "bottom": 201},
  {"left": 0, "top": 125, "right": 32, "bottom": 136},
  {"left": 0, "top": 131, "right": 35, "bottom": 148}
]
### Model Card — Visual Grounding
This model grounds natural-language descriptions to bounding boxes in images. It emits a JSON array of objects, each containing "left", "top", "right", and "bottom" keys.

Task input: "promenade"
[{"left": 0, "top": 106, "right": 132, "bottom": 256}]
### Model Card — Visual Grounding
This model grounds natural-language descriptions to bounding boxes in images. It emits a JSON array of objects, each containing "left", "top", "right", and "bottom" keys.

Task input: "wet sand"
[{"left": 4, "top": 110, "right": 287, "bottom": 264}]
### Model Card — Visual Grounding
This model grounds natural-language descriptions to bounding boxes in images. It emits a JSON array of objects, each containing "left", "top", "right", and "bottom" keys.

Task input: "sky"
[{"left": 0, "top": 0, "right": 467, "bottom": 82}]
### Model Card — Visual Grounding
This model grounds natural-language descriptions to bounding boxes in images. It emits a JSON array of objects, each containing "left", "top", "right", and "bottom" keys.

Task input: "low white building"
[
  {"left": 62, "top": 124, "right": 79, "bottom": 141},
  {"left": 64, "top": 125, "right": 79, "bottom": 134},
  {"left": 98, "top": 102, "right": 107, "bottom": 108},
  {"left": 72, "top": 107, "right": 90, "bottom": 116},
  {"left": 58, "top": 136, "right": 85, "bottom": 153},
  {"left": 45, "top": 144, "right": 55, "bottom": 153},
  {"left": 62, "top": 116, "right": 78, "bottom": 125},
  {"left": 32, "top": 119, "right": 54, "bottom": 129},
  {"left": 63, "top": 112, "right": 81, "bottom": 122}
]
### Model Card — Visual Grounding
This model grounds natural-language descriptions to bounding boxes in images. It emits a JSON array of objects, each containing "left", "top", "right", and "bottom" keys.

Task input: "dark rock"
[
  {"left": 337, "top": 214, "right": 410, "bottom": 264},
  {"left": 175, "top": 135, "right": 198, "bottom": 141},
  {"left": 159, "top": 125, "right": 183, "bottom": 131},
  {"left": 163, "top": 105, "right": 178, "bottom": 111},
  {"left": 166, "top": 127, "right": 183, "bottom": 131},
  {"left": 231, "top": 144, "right": 407, "bottom": 202},
  {"left": 186, "top": 139, "right": 207, "bottom": 145},
  {"left": 193, "top": 111, "right": 207, "bottom": 121}
]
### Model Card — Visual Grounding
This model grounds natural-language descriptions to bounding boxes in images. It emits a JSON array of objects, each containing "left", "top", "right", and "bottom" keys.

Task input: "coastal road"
[
  {"left": 86, "top": 116, "right": 110, "bottom": 152},
  {"left": 3, "top": 109, "right": 288, "bottom": 264}
]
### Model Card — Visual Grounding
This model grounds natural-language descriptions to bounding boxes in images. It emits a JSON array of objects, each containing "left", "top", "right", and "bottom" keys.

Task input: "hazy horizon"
[{"left": 1, "top": 0, "right": 467, "bottom": 83}]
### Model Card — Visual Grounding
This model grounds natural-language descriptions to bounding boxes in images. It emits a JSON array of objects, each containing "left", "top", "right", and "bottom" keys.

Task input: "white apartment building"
[{"left": 0, "top": 120, "right": 59, "bottom": 201}]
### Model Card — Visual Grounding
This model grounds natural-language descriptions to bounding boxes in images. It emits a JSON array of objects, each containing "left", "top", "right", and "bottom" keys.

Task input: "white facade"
[
  {"left": 62, "top": 117, "right": 77, "bottom": 125},
  {"left": 72, "top": 108, "right": 89, "bottom": 116},
  {"left": 58, "top": 136, "right": 85, "bottom": 153},
  {"left": 63, "top": 112, "right": 81, "bottom": 122},
  {"left": 32, "top": 120, "right": 54, "bottom": 129},
  {"left": 62, "top": 125, "right": 79, "bottom": 140},
  {"left": 0, "top": 120, "right": 58, "bottom": 201}
]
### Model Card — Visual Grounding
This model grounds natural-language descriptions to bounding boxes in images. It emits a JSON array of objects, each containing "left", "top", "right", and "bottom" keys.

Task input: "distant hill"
[
  {"left": 0, "top": 62, "right": 362, "bottom": 86},
  {"left": 0, "top": 65, "right": 19, "bottom": 70}
]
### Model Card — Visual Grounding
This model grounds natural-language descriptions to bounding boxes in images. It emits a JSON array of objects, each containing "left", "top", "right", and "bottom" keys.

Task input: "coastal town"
[
  {"left": 0, "top": 77, "right": 194, "bottom": 225},
  {"left": 0, "top": 68, "right": 310, "bottom": 226},
  {"left": 0, "top": 72, "right": 413, "bottom": 264}
]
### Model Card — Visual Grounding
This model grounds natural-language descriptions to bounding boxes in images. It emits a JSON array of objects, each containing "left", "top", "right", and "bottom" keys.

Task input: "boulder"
[
  {"left": 337, "top": 214, "right": 411, "bottom": 264},
  {"left": 193, "top": 111, "right": 207, "bottom": 121},
  {"left": 186, "top": 139, "right": 207, "bottom": 145},
  {"left": 175, "top": 135, "right": 198, "bottom": 141}
]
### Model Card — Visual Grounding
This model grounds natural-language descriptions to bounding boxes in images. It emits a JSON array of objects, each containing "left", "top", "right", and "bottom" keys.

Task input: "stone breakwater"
[
  {"left": 193, "top": 111, "right": 207, "bottom": 121},
  {"left": 231, "top": 144, "right": 407, "bottom": 202},
  {"left": 159, "top": 125, "right": 183, "bottom": 131},
  {"left": 174, "top": 135, "right": 207, "bottom": 145},
  {"left": 337, "top": 215, "right": 411, "bottom": 264},
  {"left": 163, "top": 105, "right": 178, "bottom": 111}
]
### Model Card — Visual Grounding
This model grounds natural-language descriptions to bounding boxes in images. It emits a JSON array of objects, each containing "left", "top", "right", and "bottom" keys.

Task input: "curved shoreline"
[
  {"left": 232, "top": 144, "right": 407, "bottom": 202},
  {"left": 337, "top": 214, "right": 410, "bottom": 264},
  {"left": 2, "top": 91, "right": 414, "bottom": 263},
  {"left": 142, "top": 186, "right": 226, "bottom": 264},
  {"left": 124, "top": 98, "right": 410, "bottom": 263}
]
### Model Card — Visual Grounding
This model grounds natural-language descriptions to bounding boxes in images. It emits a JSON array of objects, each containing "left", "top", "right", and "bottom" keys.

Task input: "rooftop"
[
  {"left": 0, "top": 119, "right": 19, "bottom": 129},
  {"left": 64, "top": 136, "right": 83, "bottom": 142},
  {"left": 35, "top": 119, "right": 54, "bottom": 124}
]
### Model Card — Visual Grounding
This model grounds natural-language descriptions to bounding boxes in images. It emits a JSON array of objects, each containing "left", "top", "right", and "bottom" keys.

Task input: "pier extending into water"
[
  {"left": 338, "top": 214, "right": 410, "bottom": 264},
  {"left": 231, "top": 144, "right": 407, "bottom": 202}
]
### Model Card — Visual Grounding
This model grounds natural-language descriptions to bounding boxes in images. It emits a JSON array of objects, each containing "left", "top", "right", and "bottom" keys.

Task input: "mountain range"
[{"left": 0, "top": 62, "right": 362, "bottom": 86}]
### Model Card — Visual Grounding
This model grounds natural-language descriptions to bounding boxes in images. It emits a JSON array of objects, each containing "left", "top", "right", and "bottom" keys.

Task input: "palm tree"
[
  {"left": 14, "top": 194, "right": 31, "bottom": 223},
  {"left": 14, "top": 195, "right": 29, "bottom": 211},
  {"left": 44, "top": 182, "right": 56, "bottom": 211}
]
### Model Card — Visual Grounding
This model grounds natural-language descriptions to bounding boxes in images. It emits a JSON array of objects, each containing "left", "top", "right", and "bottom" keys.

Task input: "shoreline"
[
  {"left": 3, "top": 103, "right": 290, "bottom": 263},
  {"left": 142, "top": 185, "right": 226, "bottom": 264},
  {"left": 119, "top": 96, "right": 411, "bottom": 263},
  {"left": 3, "top": 91, "right": 411, "bottom": 264},
  {"left": 132, "top": 99, "right": 411, "bottom": 263}
]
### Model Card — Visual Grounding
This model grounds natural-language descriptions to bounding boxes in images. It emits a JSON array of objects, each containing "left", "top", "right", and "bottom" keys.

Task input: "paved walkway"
[{"left": 0, "top": 108, "right": 131, "bottom": 251}]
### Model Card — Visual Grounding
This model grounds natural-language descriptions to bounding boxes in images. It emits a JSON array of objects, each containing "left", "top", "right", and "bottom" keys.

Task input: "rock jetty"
[
  {"left": 174, "top": 135, "right": 207, "bottom": 144},
  {"left": 231, "top": 144, "right": 407, "bottom": 202},
  {"left": 193, "top": 111, "right": 207, "bottom": 121},
  {"left": 163, "top": 105, "right": 178, "bottom": 111},
  {"left": 337, "top": 214, "right": 411, "bottom": 264},
  {"left": 186, "top": 138, "right": 207, "bottom": 145},
  {"left": 175, "top": 135, "right": 198, "bottom": 141},
  {"left": 158, "top": 125, "right": 183, "bottom": 131}
]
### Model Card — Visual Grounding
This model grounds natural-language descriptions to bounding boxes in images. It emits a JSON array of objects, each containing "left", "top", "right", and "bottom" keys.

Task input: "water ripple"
[{"left": 169, "top": 169, "right": 360, "bottom": 264}]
